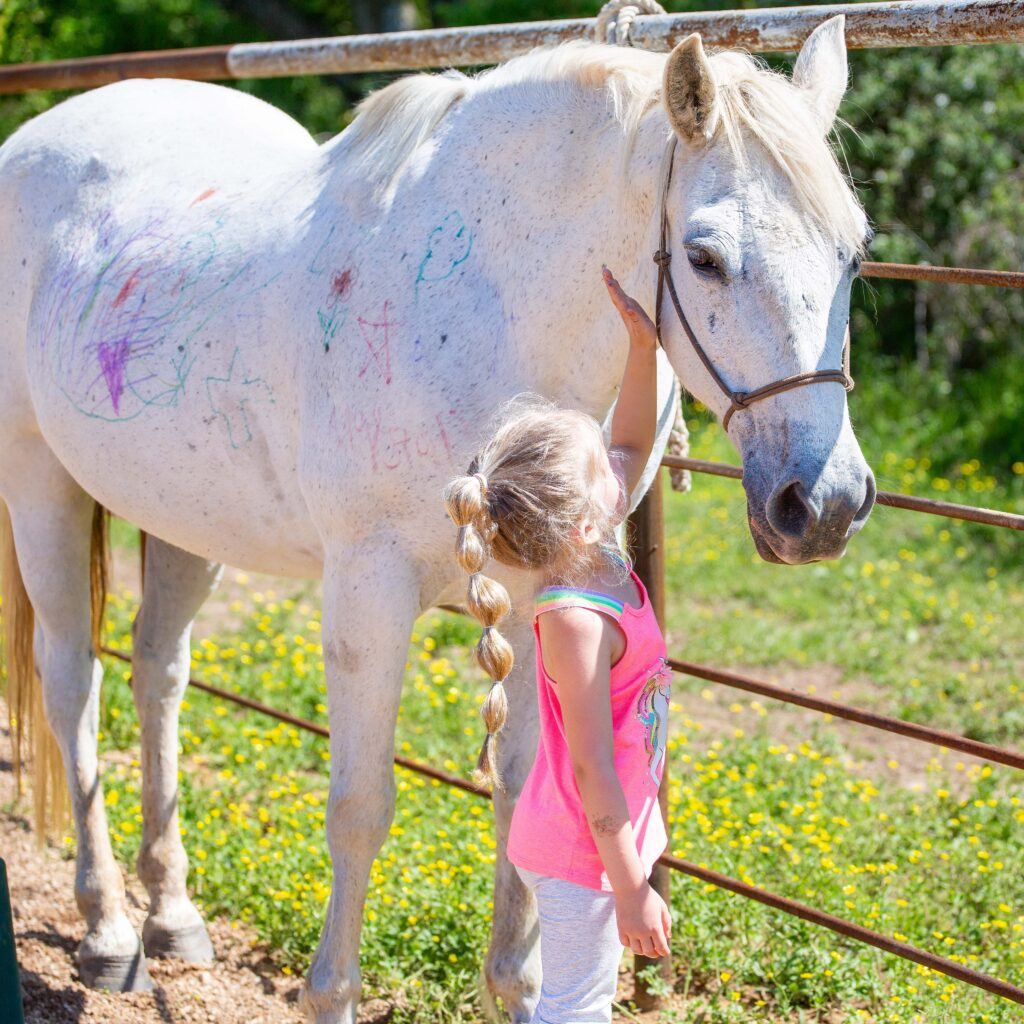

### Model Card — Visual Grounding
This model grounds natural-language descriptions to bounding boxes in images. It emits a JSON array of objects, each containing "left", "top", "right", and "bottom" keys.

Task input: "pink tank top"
[{"left": 506, "top": 550, "right": 672, "bottom": 892}]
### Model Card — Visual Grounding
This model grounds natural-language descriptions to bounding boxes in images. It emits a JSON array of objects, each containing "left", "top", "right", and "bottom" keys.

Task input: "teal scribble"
[
  {"left": 308, "top": 224, "right": 336, "bottom": 275},
  {"left": 204, "top": 347, "right": 275, "bottom": 449},
  {"left": 415, "top": 211, "right": 473, "bottom": 296},
  {"left": 317, "top": 306, "right": 348, "bottom": 353}
]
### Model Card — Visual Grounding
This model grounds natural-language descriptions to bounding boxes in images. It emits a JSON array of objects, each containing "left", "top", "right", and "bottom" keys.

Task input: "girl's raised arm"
[{"left": 602, "top": 266, "right": 659, "bottom": 502}]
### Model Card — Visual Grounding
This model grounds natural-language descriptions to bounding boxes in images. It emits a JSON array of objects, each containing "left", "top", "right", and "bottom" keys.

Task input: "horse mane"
[{"left": 330, "top": 39, "right": 864, "bottom": 252}]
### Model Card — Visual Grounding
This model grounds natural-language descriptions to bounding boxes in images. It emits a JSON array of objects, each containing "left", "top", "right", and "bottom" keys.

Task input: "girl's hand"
[
  {"left": 614, "top": 881, "right": 672, "bottom": 957},
  {"left": 603, "top": 266, "right": 657, "bottom": 351}
]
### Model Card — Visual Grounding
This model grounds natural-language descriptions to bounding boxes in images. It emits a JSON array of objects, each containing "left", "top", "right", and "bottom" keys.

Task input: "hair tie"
[{"left": 472, "top": 471, "right": 489, "bottom": 498}]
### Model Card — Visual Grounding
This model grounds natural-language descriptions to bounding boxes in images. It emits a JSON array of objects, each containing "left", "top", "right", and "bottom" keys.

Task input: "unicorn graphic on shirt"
[{"left": 635, "top": 658, "right": 671, "bottom": 785}]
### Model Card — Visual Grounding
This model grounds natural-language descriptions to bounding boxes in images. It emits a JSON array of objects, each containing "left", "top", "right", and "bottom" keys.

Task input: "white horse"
[{"left": 0, "top": 15, "right": 873, "bottom": 1022}]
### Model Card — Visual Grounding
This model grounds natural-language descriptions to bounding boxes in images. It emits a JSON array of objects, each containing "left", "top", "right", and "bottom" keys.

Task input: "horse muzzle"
[{"left": 743, "top": 461, "right": 876, "bottom": 564}]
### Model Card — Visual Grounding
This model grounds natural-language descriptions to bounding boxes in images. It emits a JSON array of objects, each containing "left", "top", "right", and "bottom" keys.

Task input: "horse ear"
[
  {"left": 662, "top": 33, "right": 717, "bottom": 142},
  {"left": 792, "top": 15, "right": 848, "bottom": 134}
]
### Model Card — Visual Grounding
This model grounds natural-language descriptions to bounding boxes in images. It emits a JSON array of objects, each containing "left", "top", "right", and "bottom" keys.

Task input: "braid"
[{"left": 442, "top": 465, "right": 514, "bottom": 793}]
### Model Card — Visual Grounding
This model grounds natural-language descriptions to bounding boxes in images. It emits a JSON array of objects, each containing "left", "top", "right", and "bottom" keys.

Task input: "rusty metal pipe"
[
  {"left": 2, "top": 1, "right": 1024, "bottom": 95},
  {"left": 861, "top": 261, "right": 1024, "bottom": 289},
  {"left": 101, "top": 645, "right": 491, "bottom": 797},
  {"left": 659, "top": 455, "right": 1024, "bottom": 532},
  {"left": 657, "top": 852, "right": 1024, "bottom": 1006},
  {"left": 669, "top": 657, "right": 1024, "bottom": 771}
]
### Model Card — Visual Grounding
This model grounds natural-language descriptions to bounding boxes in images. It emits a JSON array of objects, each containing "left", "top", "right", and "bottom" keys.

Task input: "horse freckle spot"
[{"left": 440, "top": 334, "right": 447, "bottom": 344}]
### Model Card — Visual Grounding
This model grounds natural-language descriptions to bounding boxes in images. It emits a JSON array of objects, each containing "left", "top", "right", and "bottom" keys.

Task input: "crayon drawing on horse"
[{"left": 0, "top": 13, "right": 873, "bottom": 1022}]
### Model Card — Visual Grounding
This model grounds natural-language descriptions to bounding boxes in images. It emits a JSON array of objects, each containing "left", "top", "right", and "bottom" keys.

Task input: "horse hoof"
[
  {"left": 143, "top": 919, "right": 214, "bottom": 963},
  {"left": 78, "top": 946, "right": 154, "bottom": 992}
]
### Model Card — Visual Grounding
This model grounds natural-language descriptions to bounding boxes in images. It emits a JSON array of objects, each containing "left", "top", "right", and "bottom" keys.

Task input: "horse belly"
[{"left": 35, "top": 408, "right": 322, "bottom": 577}]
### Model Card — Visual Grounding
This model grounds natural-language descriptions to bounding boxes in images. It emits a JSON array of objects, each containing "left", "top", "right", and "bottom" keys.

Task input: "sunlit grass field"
[{"left": 83, "top": 404, "right": 1023, "bottom": 1024}]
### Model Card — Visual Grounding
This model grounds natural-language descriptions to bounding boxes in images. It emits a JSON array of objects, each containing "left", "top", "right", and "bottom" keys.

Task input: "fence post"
[
  {"left": 0, "top": 859, "right": 25, "bottom": 1024},
  {"left": 627, "top": 469, "right": 673, "bottom": 1009}
]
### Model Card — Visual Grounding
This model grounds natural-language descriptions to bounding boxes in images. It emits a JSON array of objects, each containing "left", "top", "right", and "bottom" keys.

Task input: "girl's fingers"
[
  {"left": 604, "top": 274, "right": 629, "bottom": 311},
  {"left": 603, "top": 267, "right": 653, "bottom": 329}
]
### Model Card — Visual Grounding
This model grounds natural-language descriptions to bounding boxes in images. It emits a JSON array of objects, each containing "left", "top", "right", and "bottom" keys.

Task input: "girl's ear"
[{"left": 579, "top": 517, "right": 601, "bottom": 544}]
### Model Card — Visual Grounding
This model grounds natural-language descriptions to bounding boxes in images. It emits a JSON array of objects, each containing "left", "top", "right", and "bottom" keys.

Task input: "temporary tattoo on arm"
[{"left": 590, "top": 813, "right": 624, "bottom": 836}]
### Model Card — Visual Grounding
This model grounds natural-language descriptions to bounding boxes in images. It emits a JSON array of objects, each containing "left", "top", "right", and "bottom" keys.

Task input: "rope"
[
  {"left": 594, "top": 0, "right": 666, "bottom": 46},
  {"left": 666, "top": 399, "right": 692, "bottom": 494}
]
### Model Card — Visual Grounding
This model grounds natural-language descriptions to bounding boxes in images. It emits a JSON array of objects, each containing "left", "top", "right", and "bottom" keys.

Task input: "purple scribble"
[{"left": 97, "top": 337, "right": 131, "bottom": 414}]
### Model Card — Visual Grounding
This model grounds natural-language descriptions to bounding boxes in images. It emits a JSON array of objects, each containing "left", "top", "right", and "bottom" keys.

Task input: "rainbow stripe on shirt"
[{"left": 534, "top": 588, "right": 625, "bottom": 620}]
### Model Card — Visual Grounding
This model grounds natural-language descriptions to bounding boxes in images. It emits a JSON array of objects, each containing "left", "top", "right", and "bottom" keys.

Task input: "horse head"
[{"left": 655, "top": 16, "right": 875, "bottom": 564}]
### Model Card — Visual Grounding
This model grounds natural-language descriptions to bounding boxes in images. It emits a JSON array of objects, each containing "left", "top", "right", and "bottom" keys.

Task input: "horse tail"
[
  {"left": 0, "top": 499, "right": 110, "bottom": 840},
  {"left": 90, "top": 503, "right": 110, "bottom": 661}
]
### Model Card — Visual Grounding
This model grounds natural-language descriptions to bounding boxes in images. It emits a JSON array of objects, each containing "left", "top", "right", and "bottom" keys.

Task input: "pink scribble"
[
  {"left": 330, "top": 268, "right": 355, "bottom": 301},
  {"left": 97, "top": 337, "right": 132, "bottom": 414},
  {"left": 331, "top": 403, "right": 463, "bottom": 472},
  {"left": 189, "top": 188, "right": 217, "bottom": 208},
  {"left": 355, "top": 301, "right": 397, "bottom": 385},
  {"left": 112, "top": 271, "right": 140, "bottom": 309}
]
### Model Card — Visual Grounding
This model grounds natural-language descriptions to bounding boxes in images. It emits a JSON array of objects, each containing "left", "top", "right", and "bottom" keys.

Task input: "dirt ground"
[{"left": 3, "top": 709, "right": 311, "bottom": 1024}]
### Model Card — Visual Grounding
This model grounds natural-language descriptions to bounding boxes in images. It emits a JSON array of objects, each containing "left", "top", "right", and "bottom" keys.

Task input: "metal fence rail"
[
  {"left": 1, "top": 0, "right": 1023, "bottom": 94},
  {"left": 661, "top": 455, "right": 1024, "bottom": 532},
  {"left": 98, "top": 643, "right": 1024, "bottom": 1006},
  {"left": 860, "top": 261, "right": 1024, "bottom": 289}
]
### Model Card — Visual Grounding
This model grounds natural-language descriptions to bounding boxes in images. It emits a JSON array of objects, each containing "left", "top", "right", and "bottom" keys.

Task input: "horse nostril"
[
  {"left": 765, "top": 479, "right": 821, "bottom": 540},
  {"left": 849, "top": 470, "right": 876, "bottom": 533}
]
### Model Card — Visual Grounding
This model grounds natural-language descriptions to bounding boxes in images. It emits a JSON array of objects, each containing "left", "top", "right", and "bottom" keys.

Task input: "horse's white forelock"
[{"left": 332, "top": 39, "right": 864, "bottom": 253}]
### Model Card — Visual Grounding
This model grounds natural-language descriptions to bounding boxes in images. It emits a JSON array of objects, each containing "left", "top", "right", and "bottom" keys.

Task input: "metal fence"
[{"left": 7, "top": 0, "right": 1023, "bottom": 1011}]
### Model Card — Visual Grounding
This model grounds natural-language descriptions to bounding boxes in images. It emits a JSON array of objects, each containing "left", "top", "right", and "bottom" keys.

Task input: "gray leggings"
[{"left": 515, "top": 864, "right": 625, "bottom": 1023}]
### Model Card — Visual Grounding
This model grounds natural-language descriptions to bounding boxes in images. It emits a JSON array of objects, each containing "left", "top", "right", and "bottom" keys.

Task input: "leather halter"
[{"left": 652, "top": 135, "right": 855, "bottom": 432}]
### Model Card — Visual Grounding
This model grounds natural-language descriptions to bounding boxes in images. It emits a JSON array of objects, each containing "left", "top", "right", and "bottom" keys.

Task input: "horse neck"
[{"left": 449, "top": 91, "right": 666, "bottom": 416}]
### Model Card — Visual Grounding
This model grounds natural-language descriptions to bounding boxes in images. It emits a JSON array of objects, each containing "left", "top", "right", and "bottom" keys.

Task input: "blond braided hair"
[{"left": 442, "top": 464, "right": 514, "bottom": 792}]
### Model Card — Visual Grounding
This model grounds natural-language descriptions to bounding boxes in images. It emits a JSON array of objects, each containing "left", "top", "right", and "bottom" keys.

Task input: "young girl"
[{"left": 442, "top": 266, "right": 673, "bottom": 1023}]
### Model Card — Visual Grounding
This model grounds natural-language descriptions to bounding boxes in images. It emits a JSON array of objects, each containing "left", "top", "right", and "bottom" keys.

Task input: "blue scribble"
[{"left": 415, "top": 211, "right": 473, "bottom": 295}]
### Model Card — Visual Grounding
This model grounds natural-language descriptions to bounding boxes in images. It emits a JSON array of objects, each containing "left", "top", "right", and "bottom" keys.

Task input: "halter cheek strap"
[{"left": 652, "top": 135, "right": 855, "bottom": 433}]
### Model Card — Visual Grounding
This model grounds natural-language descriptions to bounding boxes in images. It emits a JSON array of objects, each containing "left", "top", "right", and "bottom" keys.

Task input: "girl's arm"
[
  {"left": 603, "top": 266, "right": 659, "bottom": 503},
  {"left": 538, "top": 607, "right": 672, "bottom": 957}
]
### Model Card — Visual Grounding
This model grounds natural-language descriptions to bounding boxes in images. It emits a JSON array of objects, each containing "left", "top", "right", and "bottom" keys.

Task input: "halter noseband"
[{"left": 652, "top": 135, "right": 855, "bottom": 432}]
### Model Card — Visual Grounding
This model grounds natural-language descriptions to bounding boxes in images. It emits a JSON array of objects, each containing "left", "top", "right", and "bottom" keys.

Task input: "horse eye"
[{"left": 686, "top": 246, "right": 721, "bottom": 278}]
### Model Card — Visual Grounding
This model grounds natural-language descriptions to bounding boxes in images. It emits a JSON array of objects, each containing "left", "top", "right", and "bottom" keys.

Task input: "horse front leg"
[
  {"left": 131, "top": 537, "right": 223, "bottom": 962},
  {"left": 299, "top": 542, "right": 421, "bottom": 1024},
  {"left": 481, "top": 612, "right": 542, "bottom": 1023}
]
